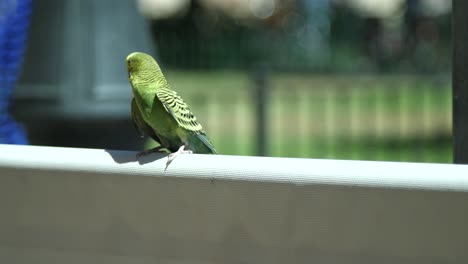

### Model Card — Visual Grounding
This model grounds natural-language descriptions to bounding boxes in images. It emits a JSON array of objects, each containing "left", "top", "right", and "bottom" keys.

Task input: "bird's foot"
[
  {"left": 165, "top": 145, "right": 193, "bottom": 171},
  {"left": 136, "top": 146, "right": 167, "bottom": 158}
]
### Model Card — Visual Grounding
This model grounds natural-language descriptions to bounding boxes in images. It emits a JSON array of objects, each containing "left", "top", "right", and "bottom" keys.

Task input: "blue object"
[{"left": 0, "top": 0, "right": 31, "bottom": 144}]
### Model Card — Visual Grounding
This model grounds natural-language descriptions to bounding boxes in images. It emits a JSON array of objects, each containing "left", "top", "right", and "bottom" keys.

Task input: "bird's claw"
[
  {"left": 136, "top": 146, "right": 166, "bottom": 158},
  {"left": 165, "top": 145, "right": 193, "bottom": 171}
]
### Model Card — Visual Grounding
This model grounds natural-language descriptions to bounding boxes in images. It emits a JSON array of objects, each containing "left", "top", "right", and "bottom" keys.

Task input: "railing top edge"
[{"left": 0, "top": 144, "right": 467, "bottom": 192}]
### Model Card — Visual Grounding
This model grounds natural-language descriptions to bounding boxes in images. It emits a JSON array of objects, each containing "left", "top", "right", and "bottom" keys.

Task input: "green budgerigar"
[{"left": 126, "top": 52, "right": 217, "bottom": 166}]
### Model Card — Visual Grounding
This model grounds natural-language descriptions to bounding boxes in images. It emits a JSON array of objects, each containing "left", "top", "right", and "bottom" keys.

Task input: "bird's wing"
[
  {"left": 194, "top": 132, "right": 218, "bottom": 154},
  {"left": 131, "top": 97, "right": 162, "bottom": 145},
  {"left": 156, "top": 87, "right": 203, "bottom": 132},
  {"left": 156, "top": 87, "right": 217, "bottom": 154}
]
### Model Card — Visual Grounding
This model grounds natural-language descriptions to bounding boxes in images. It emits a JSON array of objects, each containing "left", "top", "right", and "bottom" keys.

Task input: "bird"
[{"left": 126, "top": 52, "right": 217, "bottom": 169}]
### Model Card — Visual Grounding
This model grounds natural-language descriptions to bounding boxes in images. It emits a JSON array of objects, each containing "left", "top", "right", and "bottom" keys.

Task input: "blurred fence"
[{"left": 159, "top": 72, "right": 452, "bottom": 163}]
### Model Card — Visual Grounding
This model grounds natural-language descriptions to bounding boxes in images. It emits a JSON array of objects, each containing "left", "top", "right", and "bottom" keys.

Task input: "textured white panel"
[{"left": 0, "top": 144, "right": 468, "bottom": 264}]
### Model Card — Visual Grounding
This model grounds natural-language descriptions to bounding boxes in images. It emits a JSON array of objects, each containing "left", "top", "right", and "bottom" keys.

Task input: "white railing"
[{"left": 0, "top": 144, "right": 467, "bottom": 263}]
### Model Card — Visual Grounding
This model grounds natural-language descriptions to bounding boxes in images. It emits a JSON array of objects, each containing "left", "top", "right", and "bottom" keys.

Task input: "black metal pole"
[
  {"left": 453, "top": 0, "right": 468, "bottom": 163},
  {"left": 253, "top": 67, "right": 268, "bottom": 156}
]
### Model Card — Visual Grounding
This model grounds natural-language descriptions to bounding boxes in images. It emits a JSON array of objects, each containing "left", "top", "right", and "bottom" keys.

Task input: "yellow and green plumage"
[{"left": 126, "top": 52, "right": 217, "bottom": 154}]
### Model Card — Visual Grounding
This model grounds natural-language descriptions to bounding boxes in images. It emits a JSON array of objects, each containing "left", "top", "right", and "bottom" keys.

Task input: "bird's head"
[{"left": 126, "top": 52, "right": 167, "bottom": 86}]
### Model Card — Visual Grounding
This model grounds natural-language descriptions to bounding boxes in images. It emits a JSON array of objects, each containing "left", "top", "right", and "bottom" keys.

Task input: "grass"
[{"left": 146, "top": 71, "right": 452, "bottom": 163}]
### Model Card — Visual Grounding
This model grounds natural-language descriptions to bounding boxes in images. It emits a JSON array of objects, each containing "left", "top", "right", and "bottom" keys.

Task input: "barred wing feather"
[
  {"left": 156, "top": 87, "right": 217, "bottom": 154},
  {"left": 156, "top": 88, "right": 203, "bottom": 132}
]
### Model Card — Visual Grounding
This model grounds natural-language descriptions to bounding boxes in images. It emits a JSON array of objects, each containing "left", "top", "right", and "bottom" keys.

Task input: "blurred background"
[{"left": 2, "top": 0, "right": 452, "bottom": 162}]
